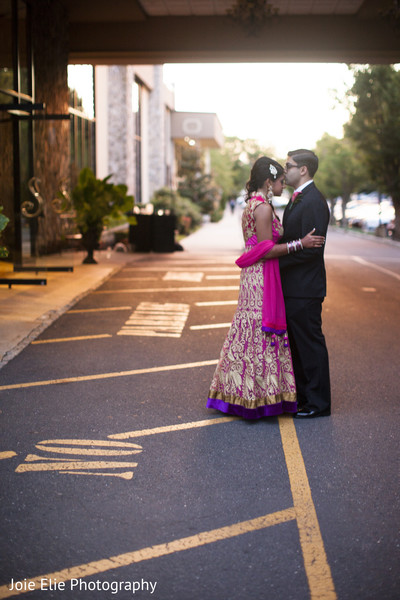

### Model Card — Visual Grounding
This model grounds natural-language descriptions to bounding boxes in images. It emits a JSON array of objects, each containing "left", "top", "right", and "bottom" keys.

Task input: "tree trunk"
[{"left": 341, "top": 193, "right": 351, "bottom": 228}]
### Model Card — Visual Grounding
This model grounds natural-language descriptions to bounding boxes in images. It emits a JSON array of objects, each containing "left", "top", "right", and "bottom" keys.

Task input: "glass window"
[
  {"left": 68, "top": 65, "right": 95, "bottom": 173},
  {"left": 132, "top": 79, "right": 142, "bottom": 203}
]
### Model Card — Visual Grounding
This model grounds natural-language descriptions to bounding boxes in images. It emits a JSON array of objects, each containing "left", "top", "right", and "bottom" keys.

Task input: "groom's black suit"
[{"left": 279, "top": 182, "right": 331, "bottom": 413}]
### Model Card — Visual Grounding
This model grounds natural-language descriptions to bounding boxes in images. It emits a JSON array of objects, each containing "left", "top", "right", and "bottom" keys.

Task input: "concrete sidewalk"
[
  {"left": 0, "top": 207, "right": 245, "bottom": 368},
  {"left": 181, "top": 205, "right": 244, "bottom": 255}
]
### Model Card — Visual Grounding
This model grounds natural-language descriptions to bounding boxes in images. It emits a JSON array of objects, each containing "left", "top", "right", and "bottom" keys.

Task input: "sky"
[
  {"left": 163, "top": 62, "right": 355, "bottom": 158},
  {"left": 68, "top": 62, "right": 356, "bottom": 160}
]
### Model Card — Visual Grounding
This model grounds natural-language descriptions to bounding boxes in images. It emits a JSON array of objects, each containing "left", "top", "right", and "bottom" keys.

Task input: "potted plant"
[{"left": 68, "top": 168, "right": 134, "bottom": 264}]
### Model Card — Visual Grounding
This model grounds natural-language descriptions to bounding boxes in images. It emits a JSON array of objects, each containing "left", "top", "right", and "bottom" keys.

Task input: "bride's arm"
[{"left": 254, "top": 203, "right": 324, "bottom": 259}]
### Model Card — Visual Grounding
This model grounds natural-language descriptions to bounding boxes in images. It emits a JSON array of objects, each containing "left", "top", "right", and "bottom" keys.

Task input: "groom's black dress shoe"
[{"left": 294, "top": 407, "right": 331, "bottom": 419}]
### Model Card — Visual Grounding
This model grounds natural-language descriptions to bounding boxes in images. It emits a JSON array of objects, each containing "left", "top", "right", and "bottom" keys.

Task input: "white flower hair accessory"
[{"left": 269, "top": 164, "right": 278, "bottom": 177}]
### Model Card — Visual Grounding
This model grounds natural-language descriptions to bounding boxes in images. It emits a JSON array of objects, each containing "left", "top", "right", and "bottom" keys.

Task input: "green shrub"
[
  {"left": 70, "top": 168, "right": 134, "bottom": 234},
  {"left": 210, "top": 207, "right": 224, "bottom": 222},
  {"left": 151, "top": 188, "right": 202, "bottom": 235}
]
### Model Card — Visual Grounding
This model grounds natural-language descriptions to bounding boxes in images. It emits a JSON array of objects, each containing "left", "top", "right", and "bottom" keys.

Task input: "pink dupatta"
[{"left": 235, "top": 234, "right": 287, "bottom": 334}]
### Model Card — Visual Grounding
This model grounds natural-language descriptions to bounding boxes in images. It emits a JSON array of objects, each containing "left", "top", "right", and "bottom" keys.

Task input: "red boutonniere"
[{"left": 288, "top": 192, "right": 302, "bottom": 211}]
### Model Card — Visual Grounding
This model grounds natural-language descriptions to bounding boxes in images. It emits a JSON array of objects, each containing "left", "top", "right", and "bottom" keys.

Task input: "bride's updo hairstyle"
[{"left": 245, "top": 156, "right": 284, "bottom": 201}]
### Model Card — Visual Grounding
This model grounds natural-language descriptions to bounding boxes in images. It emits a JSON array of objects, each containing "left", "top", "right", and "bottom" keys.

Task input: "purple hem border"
[
  {"left": 262, "top": 326, "right": 286, "bottom": 335},
  {"left": 206, "top": 397, "right": 297, "bottom": 420}
]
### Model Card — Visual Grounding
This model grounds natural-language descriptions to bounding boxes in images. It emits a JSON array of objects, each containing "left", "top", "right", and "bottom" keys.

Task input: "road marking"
[
  {"left": 109, "top": 277, "right": 158, "bottom": 281},
  {"left": 278, "top": 415, "right": 337, "bottom": 599},
  {"left": 31, "top": 334, "right": 112, "bottom": 345},
  {"left": 122, "top": 262, "right": 235, "bottom": 270},
  {"left": 118, "top": 330, "right": 183, "bottom": 338},
  {"left": 0, "top": 359, "right": 219, "bottom": 391},
  {"left": 67, "top": 307, "right": 132, "bottom": 313},
  {"left": 163, "top": 271, "right": 204, "bottom": 282},
  {"left": 2, "top": 417, "right": 336, "bottom": 599},
  {"left": 109, "top": 417, "right": 236, "bottom": 440},
  {"left": 117, "top": 302, "right": 190, "bottom": 338},
  {"left": 14, "top": 422, "right": 233, "bottom": 481},
  {"left": 0, "top": 451, "right": 17, "bottom": 460},
  {"left": 36, "top": 439, "right": 142, "bottom": 448},
  {"left": 15, "top": 439, "right": 143, "bottom": 478},
  {"left": 206, "top": 274, "right": 240, "bottom": 279},
  {"left": 15, "top": 460, "right": 139, "bottom": 473},
  {"left": 60, "top": 471, "right": 134, "bottom": 480},
  {"left": 34, "top": 445, "right": 141, "bottom": 456},
  {"left": 361, "top": 287, "right": 376, "bottom": 292},
  {"left": 195, "top": 300, "right": 237, "bottom": 306},
  {"left": 190, "top": 323, "right": 231, "bottom": 330},
  {"left": 0, "top": 508, "right": 296, "bottom": 598},
  {"left": 94, "top": 286, "right": 239, "bottom": 294},
  {"left": 352, "top": 256, "right": 400, "bottom": 281},
  {"left": 114, "top": 416, "right": 337, "bottom": 599}
]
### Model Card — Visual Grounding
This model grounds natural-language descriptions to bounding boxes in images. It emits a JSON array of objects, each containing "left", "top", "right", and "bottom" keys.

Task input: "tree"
[
  {"left": 177, "top": 146, "right": 221, "bottom": 216},
  {"left": 208, "top": 149, "right": 237, "bottom": 204},
  {"left": 151, "top": 187, "right": 202, "bottom": 235},
  {"left": 210, "top": 136, "right": 275, "bottom": 202},
  {"left": 314, "top": 133, "right": 368, "bottom": 225},
  {"left": 345, "top": 65, "right": 400, "bottom": 239}
]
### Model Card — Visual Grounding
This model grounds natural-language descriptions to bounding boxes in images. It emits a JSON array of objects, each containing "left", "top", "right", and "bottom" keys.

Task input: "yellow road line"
[
  {"left": 67, "top": 306, "right": 132, "bottom": 313},
  {"left": 0, "top": 451, "right": 17, "bottom": 460},
  {"left": 0, "top": 359, "right": 219, "bottom": 391},
  {"left": 15, "top": 460, "right": 138, "bottom": 473},
  {"left": 278, "top": 416, "right": 337, "bottom": 599},
  {"left": 0, "top": 508, "right": 296, "bottom": 598},
  {"left": 190, "top": 323, "right": 231, "bottom": 330},
  {"left": 205, "top": 275, "right": 240, "bottom": 279},
  {"left": 94, "top": 286, "right": 239, "bottom": 294},
  {"left": 113, "top": 416, "right": 336, "bottom": 598},
  {"left": 24, "top": 454, "right": 76, "bottom": 462},
  {"left": 195, "top": 300, "right": 237, "bottom": 306},
  {"left": 109, "top": 416, "right": 236, "bottom": 440},
  {"left": 122, "top": 263, "right": 235, "bottom": 270},
  {"left": 1, "top": 416, "right": 336, "bottom": 598},
  {"left": 117, "top": 330, "right": 182, "bottom": 338},
  {"left": 60, "top": 471, "right": 134, "bottom": 480},
  {"left": 111, "top": 277, "right": 158, "bottom": 281},
  {"left": 34, "top": 445, "right": 142, "bottom": 456},
  {"left": 31, "top": 334, "right": 112, "bottom": 345},
  {"left": 37, "top": 439, "right": 142, "bottom": 448}
]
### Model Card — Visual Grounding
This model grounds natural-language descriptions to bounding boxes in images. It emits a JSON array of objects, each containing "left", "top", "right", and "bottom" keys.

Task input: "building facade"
[
  {"left": 94, "top": 64, "right": 223, "bottom": 207},
  {"left": 0, "top": 0, "right": 96, "bottom": 263},
  {"left": 0, "top": 0, "right": 222, "bottom": 263}
]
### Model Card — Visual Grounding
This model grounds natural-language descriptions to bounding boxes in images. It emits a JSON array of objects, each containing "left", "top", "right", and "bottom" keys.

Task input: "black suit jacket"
[{"left": 279, "top": 182, "right": 330, "bottom": 298}]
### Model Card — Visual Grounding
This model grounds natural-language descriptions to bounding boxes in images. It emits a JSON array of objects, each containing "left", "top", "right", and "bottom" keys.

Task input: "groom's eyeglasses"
[{"left": 285, "top": 163, "right": 301, "bottom": 170}]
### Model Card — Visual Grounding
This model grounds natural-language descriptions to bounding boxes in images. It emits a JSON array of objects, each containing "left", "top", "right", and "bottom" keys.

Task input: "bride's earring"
[{"left": 267, "top": 184, "right": 274, "bottom": 204}]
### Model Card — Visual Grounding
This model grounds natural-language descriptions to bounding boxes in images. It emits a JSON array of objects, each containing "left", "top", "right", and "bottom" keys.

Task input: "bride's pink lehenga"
[{"left": 206, "top": 195, "right": 297, "bottom": 419}]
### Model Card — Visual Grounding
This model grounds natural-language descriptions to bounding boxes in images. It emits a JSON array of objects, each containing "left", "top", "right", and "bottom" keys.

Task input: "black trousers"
[{"left": 284, "top": 297, "right": 331, "bottom": 412}]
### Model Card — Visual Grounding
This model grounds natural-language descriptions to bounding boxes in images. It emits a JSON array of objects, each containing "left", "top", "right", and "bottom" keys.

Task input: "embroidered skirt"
[{"left": 207, "top": 261, "right": 297, "bottom": 419}]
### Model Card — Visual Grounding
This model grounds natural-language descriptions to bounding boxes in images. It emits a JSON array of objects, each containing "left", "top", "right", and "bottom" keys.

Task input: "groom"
[{"left": 279, "top": 149, "right": 331, "bottom": 418}]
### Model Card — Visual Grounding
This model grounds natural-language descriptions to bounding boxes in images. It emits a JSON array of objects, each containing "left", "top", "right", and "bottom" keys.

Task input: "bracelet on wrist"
[{"left": 287, "top": 239, "right": 303, "bottom": 254}]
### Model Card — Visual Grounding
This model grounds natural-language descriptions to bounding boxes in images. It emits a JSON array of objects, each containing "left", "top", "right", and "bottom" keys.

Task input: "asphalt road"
[{"left": 0, "top": 228, "right": 399, "bottom": 600}]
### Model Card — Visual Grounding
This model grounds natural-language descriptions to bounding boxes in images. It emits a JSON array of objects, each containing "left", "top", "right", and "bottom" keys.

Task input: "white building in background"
[{"left": 94, "top": 65, "right": 223, "bottom": 205}]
